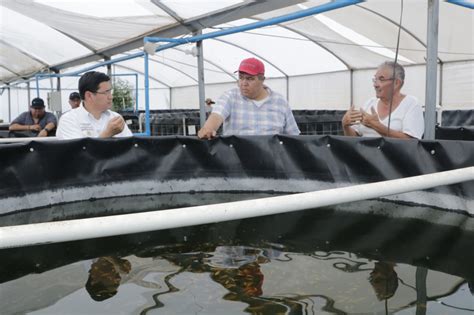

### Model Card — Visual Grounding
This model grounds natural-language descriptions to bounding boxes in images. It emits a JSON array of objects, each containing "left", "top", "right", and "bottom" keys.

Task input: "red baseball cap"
[{"left": 237, "top": 58, "right": 265, "bottom": 76}]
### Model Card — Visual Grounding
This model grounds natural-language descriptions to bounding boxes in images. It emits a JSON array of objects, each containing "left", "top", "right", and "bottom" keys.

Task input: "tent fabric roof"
[{"left": 1, "top": 0, "right": 473, "bottom": 87}]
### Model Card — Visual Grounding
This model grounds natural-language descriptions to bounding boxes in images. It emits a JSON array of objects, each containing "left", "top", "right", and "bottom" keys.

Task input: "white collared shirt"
[
  {"left": 352, "top": 95, "right": 424, "bottom": 139},
  {"left": 56, "top": 105, "right": 132, "bottom": 139}
]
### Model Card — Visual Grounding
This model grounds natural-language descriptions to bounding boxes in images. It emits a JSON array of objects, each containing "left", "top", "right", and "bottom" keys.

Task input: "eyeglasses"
[
  {"left": 93, "top": 89, "right": 113, "bottom": 95},
  {"left": 239, "top": 74, "right": 259, "bottom": 82},
  {"left": 372, "top": 77, "right": 394, "bottom": 84}
]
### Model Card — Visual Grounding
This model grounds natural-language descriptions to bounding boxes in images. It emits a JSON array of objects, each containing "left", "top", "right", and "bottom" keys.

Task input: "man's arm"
[
  {"left": 198, "top": 113, "right": 223, "bottom": 139},
  {"left": 342, "top": 106, "right": 362, "bottom": 136},
  {"left": 283, "top": 107, "right": 300, "bottom": 135},
  {"left": 9, "top": 113, "right": 32, "bottom": 131},
  {"left": 9, "top": 123, "right": 34, "bottom": 132},
  {"left": 38, "top": 122, "right": 57, "bottom": 137}
]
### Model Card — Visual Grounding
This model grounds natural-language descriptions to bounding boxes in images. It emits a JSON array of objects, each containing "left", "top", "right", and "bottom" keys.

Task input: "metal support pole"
[
  {"left": 56, "top": 72, "right": 61, "bottom": 92},
  {"left": 424, "top": 0, "right": 439, "bottom": 140},
  {"left": 7, "top": 84, "right": 11, "bottom": 122},
  {"left": 196, "top": 33, "right": 206, "bottom": 128},
  {"left": 144, "top": 52, "right": 151, "bottom": 136},
  {"left": 182, "top": 116, "right": 186, "bottom": 136},
  {"left": 105, "top": 57, "right": 112, "bottom": 77},
  {"left": 135, "top": 72, "right": 139, "bottom": 112},
  {"left": 27, "top": 81, "right": 31, "bottom": 110},
  {"left": 350, "top": 69, "right": 354, "bottom": 106}
]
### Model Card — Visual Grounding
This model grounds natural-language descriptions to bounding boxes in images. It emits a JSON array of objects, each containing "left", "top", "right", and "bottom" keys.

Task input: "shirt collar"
[{"left": 79, "top": 104, "right": 111, "bottom": 120}]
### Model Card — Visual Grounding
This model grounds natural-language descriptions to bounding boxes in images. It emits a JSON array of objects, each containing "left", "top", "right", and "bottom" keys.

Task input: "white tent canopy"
[{"left": 1, "top": 0, "right": 473, "bottom": 121}]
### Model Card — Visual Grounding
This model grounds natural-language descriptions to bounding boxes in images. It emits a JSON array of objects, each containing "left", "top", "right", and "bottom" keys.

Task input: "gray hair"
[{"left": 379, "top": 61, "right": 405, "bottom": 86}]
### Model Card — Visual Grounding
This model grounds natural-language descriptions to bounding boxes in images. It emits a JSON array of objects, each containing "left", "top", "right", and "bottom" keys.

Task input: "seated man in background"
[
  {"left": 9, "top": 97, "right": 57, "bottom": 137},
  {"left": 68, "top": 91, "right": 81, "bottom": 109},
  {"left": 56, "top": 71, "right": 132, "bottom": 139},
  {"left": 342, "top": 61, "right": 424, "bottom": 139},
  {"left": 198, "top": 57, "right": 300, "bottom": 139}
]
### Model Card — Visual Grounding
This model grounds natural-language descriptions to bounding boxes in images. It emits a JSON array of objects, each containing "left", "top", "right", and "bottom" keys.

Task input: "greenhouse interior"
[
  {"left": 0, "top": 1, "right": 474, "bottom": 314},
  {"left": 1, "top": 0, "right": 473, "bottom": 123}
]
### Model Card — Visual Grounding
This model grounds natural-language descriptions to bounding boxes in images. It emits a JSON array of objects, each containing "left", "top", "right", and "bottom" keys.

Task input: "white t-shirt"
[
  {"left": 56, "top": 105, "right": 132, "bottom": 139},
  {"left": 352, "top": 95, "right": 424, "bottom": 139}
]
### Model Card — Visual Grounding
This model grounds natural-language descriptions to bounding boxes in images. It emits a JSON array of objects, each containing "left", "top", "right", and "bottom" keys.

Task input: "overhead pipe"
[{"left": 446, "top": 0, "right": 474, "bottom": 9}]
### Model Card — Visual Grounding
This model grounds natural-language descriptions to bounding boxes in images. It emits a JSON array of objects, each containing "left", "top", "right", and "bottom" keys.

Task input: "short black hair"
[
  {"left": 69, "top": 92, "right": 81, "bottom": 100},
  {"left": 78, "top": 71, "right": 110, "bottom": 100}
]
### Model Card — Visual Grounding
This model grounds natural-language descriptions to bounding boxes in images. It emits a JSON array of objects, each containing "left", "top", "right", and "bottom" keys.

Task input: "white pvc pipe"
[
  {"left": 1, "top": 167, "right": 473, "bottom": 249},
  {"left": 0, "top": 136, "right": 59, "bottom": 143}
]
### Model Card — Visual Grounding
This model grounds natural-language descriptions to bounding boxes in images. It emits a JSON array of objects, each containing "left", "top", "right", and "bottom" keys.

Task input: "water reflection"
[
  {"left": 85, "top": 256, "right": 131, "bottom": 301},
  {"left": 1, "top": 210, "right": 473, "bottom": 314},
  {"left": 139, "top": 246, "right": 350, "bottom": 314},
  {"left": 369, "top": 261, "right": 399, "bottom": 301}
]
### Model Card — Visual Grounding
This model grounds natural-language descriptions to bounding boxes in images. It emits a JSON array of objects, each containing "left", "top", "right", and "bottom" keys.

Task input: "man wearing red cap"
[{"left": 198, "top": 57, "right": 299, "bottom": 139}]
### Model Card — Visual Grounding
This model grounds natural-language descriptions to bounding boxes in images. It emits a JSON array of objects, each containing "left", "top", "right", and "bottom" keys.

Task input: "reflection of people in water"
[
  {"left": 211, "top": 261, "right": 264, "bottom": 299},
  {"left": 163, "top": 246, "right": 268, "bottom": 300},
  {"left": 140, "top": 245, "right": 347, "bottom": 315},
  {"left": 85, "top": 256, "right": 131, "bottom": 301},
  {"left": 161, "top": 246, "right": 289, "bottom": 314},
  {"left": 369, "top": 261, "right": 399, "bottom": 301}
]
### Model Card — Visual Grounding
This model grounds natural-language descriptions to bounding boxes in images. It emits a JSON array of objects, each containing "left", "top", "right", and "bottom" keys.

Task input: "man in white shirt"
[
  {"left": 342, "top": 61, "right": 424, "bottom": 139},
  {"left": 56, "top": 71, "right": 132, "bottom": 139}
]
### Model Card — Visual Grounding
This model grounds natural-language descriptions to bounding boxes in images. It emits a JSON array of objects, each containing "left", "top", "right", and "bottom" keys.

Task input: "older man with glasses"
[
  {"left": 342, "top": 61, "right": 424, "bottom": 139},
  {"left": 198, "top": 57, "right": 300, "bottom": 139},
  {"left": 56, "top": 71, "right": 132, "bottom": 139}
]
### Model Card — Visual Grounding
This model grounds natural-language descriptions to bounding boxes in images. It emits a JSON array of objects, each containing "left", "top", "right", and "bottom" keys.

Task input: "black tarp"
[
  {"left": 1, "top": 135, "right": 473, "bottom": 214},
  {"left": 436, "top": 126, "right": 474, "bottom": 140},
  {"left": 441, "top": 110, "right": 474, "bottom": 127}
]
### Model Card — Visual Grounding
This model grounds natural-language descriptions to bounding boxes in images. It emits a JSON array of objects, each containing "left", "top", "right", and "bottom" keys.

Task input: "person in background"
[
  {"left": 198, "top": 57, "right": 300, "bottom": 139},
  {"left": 9, "top": 97, "right": 57, "bottom": 137},
  {"left": 342, "top": 61, "right": 424, "bottom": 139},
  {"left": 56, "top": 71, "right": 132, "bottom": 139},
  {"left": 68, "top": 92, "right": 81, "bottom": 109}
]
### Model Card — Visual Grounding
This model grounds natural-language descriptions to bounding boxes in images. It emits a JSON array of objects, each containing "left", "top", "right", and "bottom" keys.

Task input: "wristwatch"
[{"left": 43, "top": 127, "right": 50, "bottom": 134}]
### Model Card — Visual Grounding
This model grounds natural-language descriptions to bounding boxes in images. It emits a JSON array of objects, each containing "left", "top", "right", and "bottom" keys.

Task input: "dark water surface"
[{"left": 1, "top": 202, "right": 473, "bottom": 314}]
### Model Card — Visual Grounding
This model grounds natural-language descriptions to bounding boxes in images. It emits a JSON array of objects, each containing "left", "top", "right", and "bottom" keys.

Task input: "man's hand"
[
  {"left": 342, "top": 105, "right": 362, "bottom": 127},
  {"left": 101, "top": 116, "right": 125, "bottom": 138},
  {"left": 37, "top": 129, "right": 48, "bottom": 137},
  {"left": 29, "top": 124, "right": 42, "bottom": 132},
  {"left": 198, "top": 126, "right": 217, "bottom": 139},
  {"left": 198, "top": 113, "right": 223, "bottom": 139},
  {"left": 360, "top": 107, "right": 380, "bottom": 128}
]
